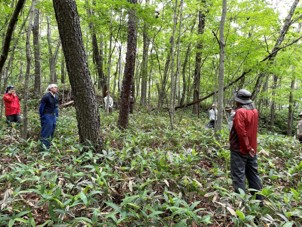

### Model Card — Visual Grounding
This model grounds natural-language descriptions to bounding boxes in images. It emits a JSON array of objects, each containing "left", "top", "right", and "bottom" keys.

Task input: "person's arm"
[
  {"left": 17, "top": 97, "right": 21, "bottom": 114},
  {"left": 3, "top": 94, "right": 14, "bottom": 102},
  {"left": 233, "top": 110, "right": 252, "bottom": 152},
  {"left": 39, "top": 96, "right": 47, "bottom": 117},
  {"left": 109, "top": 97, "right": 113, "bottom": 107}
]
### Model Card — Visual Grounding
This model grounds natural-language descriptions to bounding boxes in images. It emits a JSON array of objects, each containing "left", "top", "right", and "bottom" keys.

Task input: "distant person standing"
[
  {"left": 296, "top": 112, "right": 302, "bottom": 143},
  {"left": 225, "top": 106, "right": 235, "bottom": 131},
  {"left": 3, "top": 85, "right": 21, "bottom": 125},
  {"left": 104, "top": 91, "right": 114, "bottom": 113},
  {"left": 39, "top": 84, "right": 59, "bottom": 149},
  {"left": 230, "top": 89, "right": 263, "bottom": 202},
  {"left": 207, "top": 104, "right": 217, "bottom": 128}
]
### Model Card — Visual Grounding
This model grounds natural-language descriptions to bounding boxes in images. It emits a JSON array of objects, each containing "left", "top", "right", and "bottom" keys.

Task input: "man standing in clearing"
[
  {"left": 208, "top": 104, "right": 217, "bottom": 128},
  {"left": 104, "top": 90, "right": 114, "bottom": 113},
  {"left": 39, "top": 84, "right": 59, "bottom": 149},
  {"left": 230, "top": 89, "right": 263, "bottom": 202}
]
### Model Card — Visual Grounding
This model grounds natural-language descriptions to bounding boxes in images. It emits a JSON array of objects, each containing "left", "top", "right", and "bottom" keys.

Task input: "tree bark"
[
  {"left": 47, "top": 16, "right": 61, "bottom": 83},
  {"left": 86, "top": 1, "right": 105, "bottom": 93},
  {"left": 22, "top": 0, "right": 35, "bottom": 139},
  {"left": 287, "top": 77, "right": 295, "bottom": 136},
  {"left": 252, "top": 0, "right": 299, "bottom": 100},
  {"left": 192, "top": 3, "right": 206, "bottom": 115},
  {"left": 32, "top": 7, "right": 41, "bottom": 97},
  {"left": 216, "top": 0, "right": 227, "bottom": 131},
  {"left": 0, "top": 0, "right": 26, "bottom": 75},
  {"left": 53, "top": 0, "right": 102, "bottom": 149},
  {"left": 117, "top": 0, "right": 137, "bottom": 129},
  {"left": 140, "top": 0, "right": 150, "bottom": 106}
]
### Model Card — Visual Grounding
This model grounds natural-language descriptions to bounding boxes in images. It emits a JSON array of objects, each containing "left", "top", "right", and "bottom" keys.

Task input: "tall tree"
[
  {"left": 53, "top": 0, "right": 102, "bottom": 149},
  {"left": 47, "top": 16, "right": 60, "bottom": 83},
  {"left": 32, "top": 6, "right": 41, "bottom": 97},
  {"left": 22, "top": 0, "right": 35, "bottom": 139},
  {"left": 140, "top": 0, "right": 150, "bottom": 106},
  {"left": 0, "top": 0, "right": 26, "bottom": 75},
  {"left": 118, "top": 0, "right": 137, "bottom": 129},
  {"left": 169, "top": 0, "right": 180, "bottom": 129},
  {"left": 86, "top": 0, "right": 105, "bottom": 93},
  {"left": 216, "top": 0, "right": 227, "bottom": 131},
  {"left": 192, "top": 1, "right": 206, "bottom": 115}
]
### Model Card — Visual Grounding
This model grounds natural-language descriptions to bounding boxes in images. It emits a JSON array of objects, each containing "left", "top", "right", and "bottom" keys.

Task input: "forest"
[{"left": 0, "top": 0, "right": 301, "bottom": 226}]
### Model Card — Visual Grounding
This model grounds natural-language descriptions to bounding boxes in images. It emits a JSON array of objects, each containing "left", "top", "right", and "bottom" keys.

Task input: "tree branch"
[
  {"left": 174, "top": 69, "right": 252, "bottom": 110},
  {"left": 0, "top": 0, "right": 26, "bottom": 74}
]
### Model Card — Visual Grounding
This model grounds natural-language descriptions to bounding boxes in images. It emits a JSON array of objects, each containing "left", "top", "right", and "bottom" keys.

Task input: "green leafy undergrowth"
[{"left": 0, "top": 108, "right": 301, "bottom": 226}]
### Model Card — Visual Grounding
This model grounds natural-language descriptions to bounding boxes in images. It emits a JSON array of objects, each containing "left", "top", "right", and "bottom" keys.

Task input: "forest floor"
[{"left": 0, "top": 107, "right": 301, "bottom": 226}]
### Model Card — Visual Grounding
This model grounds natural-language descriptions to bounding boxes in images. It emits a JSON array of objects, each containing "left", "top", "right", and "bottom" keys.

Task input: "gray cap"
[{"left": 234, "top": 89, "right": 252, "bottom": 104}]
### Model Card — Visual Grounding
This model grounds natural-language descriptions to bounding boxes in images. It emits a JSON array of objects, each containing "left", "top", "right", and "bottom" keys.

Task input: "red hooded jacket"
[
  {"left": 229, "top": 107, "right": 258, "bottom": 155},
  {"left": 3, "top": 93, "right": 21, "bottom": 116}
]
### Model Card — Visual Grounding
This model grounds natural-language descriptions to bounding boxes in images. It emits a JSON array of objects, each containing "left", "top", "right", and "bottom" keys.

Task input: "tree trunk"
[
  {"left": 192, "top": 5, "right": 206, "bottom": 115},
  {"left": 118, "top": 0, "right": 137, "bottom": 129},
  {"left": 252, "top": 0, "right": 299, "bottom": 100},
  {"left": 32, "top": 7, "right": 41, "bottom": 97},
  {"left": 47, "top": 16, "right": 61, "bottom": 83},
  {"left": 53, "top": 0, "right": 102, "bottom": 149},
  {"left": 140, "top": 0, "right": 150, "bottom": 106},
  {"left": 216, "top": 0, "right": 227, "bottom": 131},
  {"left": 22, "top": 0, "right": 35, "bottom": 139},
  {"left": 287, "top": 77, "right": 295, "bottom": 136},
  {"left": 158, "top": 50, "right": 170, "bottom": 109},
  {"left": 86, "top": 1, "right": 105, "bottom": 93},
  {"left": 0, "top": 0, "right": 26, "bottom": 75},
  {"left": 61, "top": 53, "right": 66, "bottom": 84}
]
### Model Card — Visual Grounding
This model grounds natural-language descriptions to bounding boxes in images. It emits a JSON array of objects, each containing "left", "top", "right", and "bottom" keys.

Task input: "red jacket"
[
  {"left": 229, "top": 107, "right": 258, "bottom": 155},
  {"left": 3, "top": 93, "right": 21, "bottom": 116}
]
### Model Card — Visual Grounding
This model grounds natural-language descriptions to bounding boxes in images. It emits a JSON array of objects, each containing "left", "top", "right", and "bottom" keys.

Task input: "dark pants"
[
  {"left": 230, "top": 151, "right": 263, "bottom": 200},
  {"left": 208, "top": 120, "right": 215, "bottom": 128},
  {"left": 6, "top": 114, "right": 21, "bottom": 125},
  {"left": 40, "top": 114, "right": 57, "bottom": 149}
]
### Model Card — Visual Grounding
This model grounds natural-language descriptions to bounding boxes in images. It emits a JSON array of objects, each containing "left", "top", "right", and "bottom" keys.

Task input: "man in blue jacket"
[{"left": 39, "top": 84, "right": 59, "bottom": 149}]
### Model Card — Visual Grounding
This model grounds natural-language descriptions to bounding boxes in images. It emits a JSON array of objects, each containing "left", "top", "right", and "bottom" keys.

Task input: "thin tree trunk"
[
  {"left": 169, "top": 0, "right": 179, "bottom": 129},
  {"left": 287, "top": 77, "right": 295, "bottom": 136},
  {"left": 22, "top": 0, "right": 35, "bottom": 139},
  {"left": 86, "top": 0, "right": 105, "bottom": 93},
  {"left": 175, "top": 0, "right": 184, "bottom": 107},
  {"left": 32, "top": 7, "right": 41, "bottom": 97},
  {"left": 47, "top": 16, "right": 61, "bottom": 83},
  {"left": 140, "top": 0, "right": 150, "bottom": 106},
  {"left": 216, "top": 0, "right": 227, "bottom": 131},
  {"left": 0, "top": 0, "right": 26, "bottom": 75},
  {"left": 61, "top": 53, "right": 66, "bottom": 84},
  {"left": 158, "top": 50, "right": 170, "bottom": 108},
  {"left": 117, "top": 0, "right": 137, "bottom": 129},
  {"left": 192, "top": 3, "right": 206, "bottom": 115},
  {"left": 180, "top": 44, "right": 191, "bottom": 106},
  {"left": 53, "top": 0, "right": 102, "bottom": 149}
]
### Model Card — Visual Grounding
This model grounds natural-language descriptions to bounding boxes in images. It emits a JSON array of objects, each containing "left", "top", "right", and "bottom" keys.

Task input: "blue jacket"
[{"left": 39, "top": 92, "right": 59, "bottom": 117}]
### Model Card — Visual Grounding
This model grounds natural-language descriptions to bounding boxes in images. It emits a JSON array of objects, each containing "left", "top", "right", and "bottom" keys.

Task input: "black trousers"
[
  {"left": 6, "top": 114, "right": 21, "bottom": 125},
  {"left": 230, "top": 151, "right": 263, "bottom": 200}
]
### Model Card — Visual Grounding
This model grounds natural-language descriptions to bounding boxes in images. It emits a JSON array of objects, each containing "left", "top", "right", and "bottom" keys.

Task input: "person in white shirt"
[
  {"left": 225, "top": 106, "right": 235, "bottom": 131},
  {"left": 104, "top": 91, "right": 114, "bottom": 113},
  {"left": 207, "top": 104, "right": 217, "bottom": 128}
]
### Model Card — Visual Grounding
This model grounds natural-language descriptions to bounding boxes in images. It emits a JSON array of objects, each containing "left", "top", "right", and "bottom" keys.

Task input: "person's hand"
[{"left": 249, "top": 148, "right": 256, "bottom": 157}]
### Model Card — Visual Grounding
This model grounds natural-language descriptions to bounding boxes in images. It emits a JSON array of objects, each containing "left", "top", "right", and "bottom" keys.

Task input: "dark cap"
[
  {"left": 6, "top": 85, "right": 14, "bottom": 93},
  {"left": 234, "top": 89, "right": 252, "bottom": 104}
]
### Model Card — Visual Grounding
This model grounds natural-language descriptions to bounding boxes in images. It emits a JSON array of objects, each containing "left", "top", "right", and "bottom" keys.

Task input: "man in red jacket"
[
  {"left": 229, "top": 89, "right": 263, "bottom": 202},
  {"left": 3, "top": 85, "right": 21, "bottom": 125}
]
